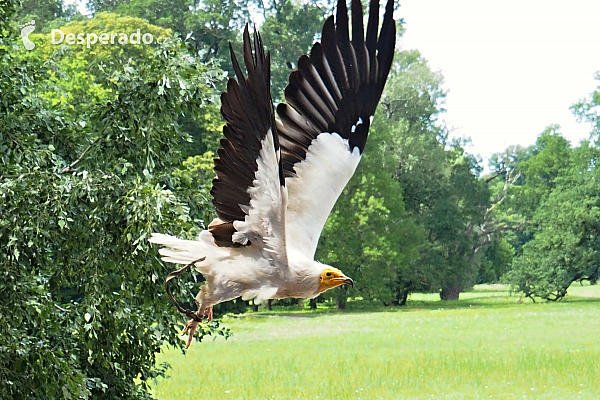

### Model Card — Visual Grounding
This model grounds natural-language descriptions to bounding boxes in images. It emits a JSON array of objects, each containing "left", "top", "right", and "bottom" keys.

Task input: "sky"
[{"left": 398, "top": 0, "right": 600, "bottom": 166}]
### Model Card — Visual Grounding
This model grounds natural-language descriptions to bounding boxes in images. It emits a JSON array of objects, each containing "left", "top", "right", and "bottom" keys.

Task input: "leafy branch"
[{"left": 59, "top": 136, "right": 103, "bottom": 174}]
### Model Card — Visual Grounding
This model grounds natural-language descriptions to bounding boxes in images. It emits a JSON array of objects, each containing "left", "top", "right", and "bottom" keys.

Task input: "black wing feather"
[
  {"left": 278, "top": 0, "right": 396, "bottom": 177},
  {"left": 210, "top": 25, "right": 282, "bottom": 246}
]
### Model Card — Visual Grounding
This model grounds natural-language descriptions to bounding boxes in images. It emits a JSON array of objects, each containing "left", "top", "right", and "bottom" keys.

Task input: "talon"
[
  {"left": 183, "top": 318, "right": 199, "bottom": 349},
  {"left": 182, "top": 307, "right": 213, "bottom": 348}
]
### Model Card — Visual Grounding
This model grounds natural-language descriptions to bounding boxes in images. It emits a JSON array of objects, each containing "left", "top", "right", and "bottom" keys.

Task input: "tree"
[
  {"left": 571, "top": 71, "right": 600, "bottom": 139},
  {"left": 478, "top": 237, "right": 514, "bottom": 283},
  {"left": 109, "top": 0, "right": 329, "bottom": 98},
  {"left": 14, "top": 0, "right": 79, "bottom": 32},
  {"left": 509, "top": 126, "right": 572, "bottom": 220},
  {"left": 481, "top": 146, "right": 530, "bottom": 254},
  {"left": 1, "top": 5, "right": 229, "bottom": 398},
  {"left": 259, "top": 0, "right": 327, "bottom": 98},
  {"left": 381, "top": 50, "right": 491, "bottom": 300},
  {"left": 106, "top": 0, "right": 253, "bottom": 66},
  {"left": 316, "top": 112, "right": 424, "bottom": 308},
  {"left": 505, "top": 131, "right": 600, "bottom": 301},
  {"left": 24, "top": 13, "right": 173, "bottom": 112},
  {"left": 31, "top": 11, "right": 226, "bottom": 156}
]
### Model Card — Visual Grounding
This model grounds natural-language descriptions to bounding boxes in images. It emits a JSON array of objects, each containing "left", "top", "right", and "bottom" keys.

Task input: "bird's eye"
[{"left": 326, "top": 272, "right": 332, "bottom": 277}]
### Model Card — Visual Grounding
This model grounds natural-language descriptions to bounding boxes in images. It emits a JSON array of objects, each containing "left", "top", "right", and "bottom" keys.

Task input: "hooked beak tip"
[{"left": 344, "top": 278, "right": 354, "bottom": 287}]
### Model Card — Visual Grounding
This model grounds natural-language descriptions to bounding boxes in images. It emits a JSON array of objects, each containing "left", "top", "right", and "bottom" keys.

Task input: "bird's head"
[{"left": 318, "top": 267, "right": 354, "bottom": 293}]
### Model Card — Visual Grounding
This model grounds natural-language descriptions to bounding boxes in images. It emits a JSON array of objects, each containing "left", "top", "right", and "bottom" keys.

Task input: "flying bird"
[{"left": 150, "top": 0, "right": 396, "bottom": 347}]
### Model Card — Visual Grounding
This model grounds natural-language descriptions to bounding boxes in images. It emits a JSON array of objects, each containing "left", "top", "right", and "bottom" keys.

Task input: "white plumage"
[
  {"left": 285, "top": 132, "right": 362, "bottom": 258},
  {"left": 150, "top": 0, "right": 396, "bottom": 347}
]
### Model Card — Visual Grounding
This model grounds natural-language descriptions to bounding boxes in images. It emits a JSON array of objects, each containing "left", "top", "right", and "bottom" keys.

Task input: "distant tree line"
[{"left": 2, "top": 0, "right": 600, "bottom": 398}]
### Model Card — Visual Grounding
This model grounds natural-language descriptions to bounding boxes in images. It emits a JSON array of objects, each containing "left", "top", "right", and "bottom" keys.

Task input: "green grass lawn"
[{"left": 152, "top": 284, "right": 600, "bottom": 399}]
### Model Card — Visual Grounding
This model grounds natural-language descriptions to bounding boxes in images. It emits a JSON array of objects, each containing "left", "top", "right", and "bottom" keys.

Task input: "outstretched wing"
[
  {"left": 278, "top": 0, "right": 396, "bottom": 258},
  {"left": 209, "top": 25, "right": 287, "bottom": 263}
]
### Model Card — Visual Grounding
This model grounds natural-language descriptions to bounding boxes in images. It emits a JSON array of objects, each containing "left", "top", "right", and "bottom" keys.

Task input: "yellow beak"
[{"left": 334, "top": 276, "right": 354, "bottom": 287}]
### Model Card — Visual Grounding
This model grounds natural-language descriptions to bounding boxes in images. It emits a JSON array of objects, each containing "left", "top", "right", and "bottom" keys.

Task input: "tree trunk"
[
  {"left": 391, "top": 294, "right": 408, "bottom": 306},
  {"left": 336, "top": 296, "right": 347, "bottom": 309},
  {"left": 440, "top": 285, "right": 461, "bottom": 300},
  {"left": 267, "top": 299, "right": 273, "bottom": 310},
  {"left": 309, "top": 298, "right": 317, "bottom": 309},
  {"left": 397, "top": 290, "right": 409, "bottom": 306},
  {"left": 252, "top": 301, "right": 259, "bottom": 312},
  {"left": 392, "top": 284, "right": 410, "bottom": 306}
]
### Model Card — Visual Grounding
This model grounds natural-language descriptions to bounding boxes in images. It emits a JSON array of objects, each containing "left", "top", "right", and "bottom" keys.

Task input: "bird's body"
[
  {"left": 153, "top": 230, "right": 325, "bottom": 304},
  {"left": 150, "top": 0, "right": 396, "bottom": 347}
]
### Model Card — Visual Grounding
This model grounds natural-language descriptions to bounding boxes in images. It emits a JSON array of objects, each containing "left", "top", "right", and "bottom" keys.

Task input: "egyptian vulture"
[{"left": 150, "top": 0, "right": 396, "bottom": 347}]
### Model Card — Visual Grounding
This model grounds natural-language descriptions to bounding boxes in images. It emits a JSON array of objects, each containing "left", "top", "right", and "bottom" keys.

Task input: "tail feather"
[{"left": 149, "top": 233, "right": 210, "bottom": 267}]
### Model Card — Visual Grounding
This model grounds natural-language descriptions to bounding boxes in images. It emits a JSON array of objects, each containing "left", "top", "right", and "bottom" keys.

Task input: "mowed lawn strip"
[{"left": 152, "top": 285, "right": 600, "bottom": 400}]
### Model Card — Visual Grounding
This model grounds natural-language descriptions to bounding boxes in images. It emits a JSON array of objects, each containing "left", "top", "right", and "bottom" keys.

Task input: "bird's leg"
[{"left": 181, "top": 305, "right": 213, "bottom": 348}]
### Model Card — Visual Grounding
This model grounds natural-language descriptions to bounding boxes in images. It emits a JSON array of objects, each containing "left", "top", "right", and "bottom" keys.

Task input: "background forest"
[{"left": 1, "top": 0, "right": 600, "bottom": 398}]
